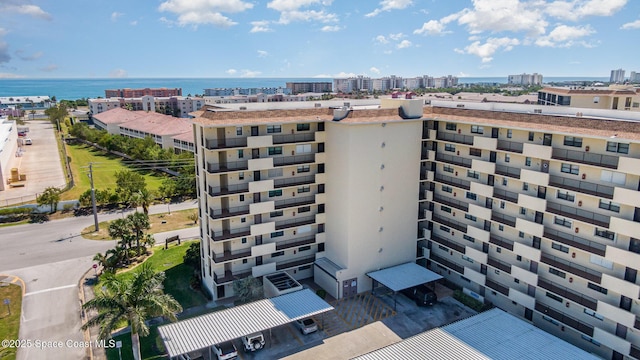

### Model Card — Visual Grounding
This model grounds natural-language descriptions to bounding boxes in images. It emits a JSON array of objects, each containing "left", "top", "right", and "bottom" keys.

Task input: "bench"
[{"left": 165, "top": 235, "right": 180, "bottom": 249}]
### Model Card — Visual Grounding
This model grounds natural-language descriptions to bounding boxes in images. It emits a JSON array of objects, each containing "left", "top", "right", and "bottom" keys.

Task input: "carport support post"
[{"left": 89, "top": 163, "right": 99, "bottom": 231}]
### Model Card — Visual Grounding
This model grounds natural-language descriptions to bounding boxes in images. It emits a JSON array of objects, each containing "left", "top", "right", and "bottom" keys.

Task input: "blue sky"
[{"left": 0, "top": 0, "right": 639, "bottom": 79}]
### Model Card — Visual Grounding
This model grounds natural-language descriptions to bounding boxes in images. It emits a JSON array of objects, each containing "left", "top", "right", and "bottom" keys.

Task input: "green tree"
[
  {"left": 232, "top": 276, "right": 263, "bottom": 304},
  {"left": 128, "top": 212, "right": 150, "bottom": 256},
  {"left": 183, "top": 242, "right": 201, "bottom": 271},
  {"left": 115, "top": 170, "right": 147, "bottom": 205},
  {"left": 44, "top": 103, "right": 68, "bottom": 131},
  {"left": 108, "top": 218, "right": 133, "bottom": 264},
  {"left": 37, "top": 187, "right": 61, "bottom": 213},
  {"left": 131, "top": 188, "right": 154, "bottom": 215},
  {"left": 81, "top": 264, "right": 182, "bottom": 360}
]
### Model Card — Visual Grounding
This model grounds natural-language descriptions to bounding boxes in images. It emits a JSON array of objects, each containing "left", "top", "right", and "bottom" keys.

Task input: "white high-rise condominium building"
[
  {"left": 611, "top": 69, "right": 626, "bottom": 83},
  {"left": 193, "top": 99, "right": 640, "bottom": 360},
  {"left": 508, "top": 73, "right": 544, "bottom": 86},
  {"left": 630, "top": 72, "right": 640, "bottom": 83}
]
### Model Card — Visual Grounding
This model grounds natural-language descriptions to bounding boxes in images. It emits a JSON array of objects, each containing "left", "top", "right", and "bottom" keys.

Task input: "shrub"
[
  {"left": 316, "top": 289, "right": 327, "bottom": 299},
  {"left": 453, "top": 289, "right": 493, "bottom": 312}
]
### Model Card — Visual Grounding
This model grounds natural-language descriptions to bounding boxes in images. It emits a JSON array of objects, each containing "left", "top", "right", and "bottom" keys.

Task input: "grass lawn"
[
  {"left": 81, "top": 209, "right": 198, "bottom": 240},
  {"left": 105, "top": 326, "right": 165, "bottom": 360},
  {"left": 61, "top": 143, "right": 165, "bottom": 200},
  {"left": 0, "top": 284, "right": 22, "bottom": 360}
]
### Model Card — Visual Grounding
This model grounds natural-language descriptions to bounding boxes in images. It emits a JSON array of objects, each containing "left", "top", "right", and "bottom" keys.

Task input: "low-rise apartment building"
[
  {"left": 538, "top": 86, "right": 640, "bottom": 111},
  {"left": 104, "top": 87, "right": 182, "bottom": 98},
  {"left": 89, "top": 96, "right": 204, "bottom": 118}
]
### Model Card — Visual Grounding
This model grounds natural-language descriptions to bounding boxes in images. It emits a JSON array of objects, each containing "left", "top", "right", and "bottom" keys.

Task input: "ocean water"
[{"left": 0, "top": 77, "right": 609, "bottom": 100}]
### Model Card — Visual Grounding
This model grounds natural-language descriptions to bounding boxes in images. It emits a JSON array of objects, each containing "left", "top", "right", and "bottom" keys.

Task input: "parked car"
[
  {"left": 18, "top": 131, "right": 26, "bottom": 137},
  {"left": 24, "top": 138, "right": 32, "bottom": 145},
  {"left": 242, "top": 332, "right": 265, "bottom": 352},
  {"left": 212, "top": 341, "right": 238, "bottom": 360},
  {"left": 401, "top": 284, "right": 437, "bottom": 306},
  {"left": 296, "top": 318, "right": 318, "bottom": 335}
]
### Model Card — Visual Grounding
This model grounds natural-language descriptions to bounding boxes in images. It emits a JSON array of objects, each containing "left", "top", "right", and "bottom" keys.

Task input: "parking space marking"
[{"left": 286, "top": 324, "right": 304, "bottom": 346}]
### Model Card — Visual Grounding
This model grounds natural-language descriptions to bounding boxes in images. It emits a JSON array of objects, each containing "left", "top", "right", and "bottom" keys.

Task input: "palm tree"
[
  {"left": 131, "top": 189, "right": 153, "bottom": 215},
  {"left": 128, "top": 212, "right": 150, "bottom": 256},
  {"left": 108, "top": 218, "right": 132, "bottom": 264},
  {"left": 82, "top": 264, "right": 182, "bottom": 360}
]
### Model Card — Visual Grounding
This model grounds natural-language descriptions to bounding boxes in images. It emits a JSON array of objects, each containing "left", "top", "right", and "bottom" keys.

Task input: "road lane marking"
[{"left": 24, "top": 284, "right": 76, "bottom": 296}]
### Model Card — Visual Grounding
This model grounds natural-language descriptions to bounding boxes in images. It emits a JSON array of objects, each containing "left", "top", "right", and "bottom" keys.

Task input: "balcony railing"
[
  {"left": 434, "top": 174, "right": 471, "bottom": 190},
  {"left": 214, "top": 269, "right": 252, "bottom": 284},
  {"left": 495, "top": 165, "right": 521, "bottom": 179},
  {"left": 213, "top": 248, "right": 252, "bottom": 263},
  {"left": 273, "top": 154, "right": 316, "bottom": 166},
  {"left": 491, "top": 212, "right": 517, "bottom": 228},
  {"left": 210, "top": 205, "right": 250, "bottom": 219},
  {"left": 272, "top": 133, "right": 315, "bottom": 144},
  {"left": 274, "top": 196, "right": 316, "bottom": 210},
  {"left": 535, "top": 302, "right": 594, "bottom": 337},
  {"left": 433, "top": 195, "right": 469, "bottom": 211},
  {"left": 275, "top": 255, "right": 315, "bottom": 271},
  {"left": 493, "top": 188, "right": 519, "bottom": 203},
  {"left": 430, "top": 234, "right": 466, "bottom": 253},
  {"left": 538, "top": 278, "right": 597, "bottom": 310},
  {"left": 489, "top": 234, "right": 514, "bottom": 251},
  {"left": 552, "top": 148, "right": 619, "bottom": 169},
  {"left": 548, "top": 175, "right": 614, "bottom": 199},
  {"left": 211, "top": 227, "right": 251, "bottom": 241},
  {"left": 436, "top": 153, "right": 472, "bottom": 168},
  {"left": 430, "top": 253, "right": 465, "bottom": 274},
  {"left": 436, "top": 132, "right": 474, "bottom": 145},
  {"left": 432, "top": 214, "right": 468, "bottom": 233},
  {"left": 546, "top": 202, "right": 610, "bottom": 228},
  {"left": 485, "top": 278, "right": 510, "bottom": 296},
  {"left": 275, "top": 235, "right": 316, "bottom": 251},
  {"left": 275, "top": 216, "right": 316, "bottom": 230},
  {"left": 541, "top": 253, "right": 602, "bottom": 283},
  {"left": 206, "top": 161, "right": 248, "bottom": 174},
  {"left": 543, "top": 229, "right": 606, "bottom": 256},
  {"left": 488, "top": 256, "right": 512, "bottom": 273},
  {"left": 631, "top": 345, "right": 640, "bottom": 360},
  {"left": 636, "top": 317, "right": 640, "bottom": 331},
  {"left": 209, "top": 184, "right": 249, "bottom": 196},
  {"left": 274, "top": 175, "right": 316, "bottom": 188},
  {"left": 497, "top": 140, "right": 523, "bottom": 153},
  {"left": 205, "top": 137, "right": 248, "bottom": 150}
]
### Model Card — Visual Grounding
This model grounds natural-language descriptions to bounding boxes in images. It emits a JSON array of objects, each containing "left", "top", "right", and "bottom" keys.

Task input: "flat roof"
[
  {"left": 353, "top": 308, "right": 600, "bottom": 360},
  {"left": 158, "top": 288, "right": 333, "bottom": 358},
  {"left": 367, "top": 262, "right": 443, "bottom": 292},
  {"left": 265, "top": 272, "right": 302, "bottom": 291}
]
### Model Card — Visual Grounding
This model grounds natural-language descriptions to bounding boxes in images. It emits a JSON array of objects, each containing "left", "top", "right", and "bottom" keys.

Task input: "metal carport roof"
[
  {"left": 158, "top": 288, "right": 333, "bottom": 358},
  {"left": 366, "top": 262, "right": 443, "bottom": 292}
]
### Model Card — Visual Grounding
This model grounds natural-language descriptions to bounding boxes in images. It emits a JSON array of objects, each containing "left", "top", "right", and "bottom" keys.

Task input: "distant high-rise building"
[
  {"left": 629, "top": 71, "right": 640, "bottom": 83},
  {"left": 285, "top": 82, "right": 332, "bottom": 94},
  {"left": 507, "top": 73, "right": 543, "bottom": 86},
  {"left": 104, "top": 88, "right": 182, "bottom": 98},
  {"left": 610, "top": 69, "right": 625, "bottom": 83}
]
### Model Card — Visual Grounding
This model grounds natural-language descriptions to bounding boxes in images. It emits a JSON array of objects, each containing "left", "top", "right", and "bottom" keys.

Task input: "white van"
[{"left": 24, "top": 138, "right": 32, "bottom": 145}]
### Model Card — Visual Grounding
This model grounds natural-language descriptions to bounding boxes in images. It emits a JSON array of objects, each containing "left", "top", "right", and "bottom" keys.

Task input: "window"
[
  {"left": 520, "top": 207, "right": 526, "bottom": 215},
  {"left": 606, "top": 142, "right": 629, "bottom": 154},
  {"left": 241, "top": 217, "right": 246, "bottom": 223},
  {"left": 601, "top": 170, "right": 626, "bottom": 185},
  {"left": 239, "top": 195, "right": 245, "bottom": 201},
  {"left": 469, "top": 148, "right": 482, "bottom": 157},
  {"left": 549, "top": 267, "right": 566, "bottom": 278},
  {"left": 268, "top": 146, "right": 282, "bottom": 155},
  {"left": 298, "top": 186, "right": 310, "bottom": 193},
  {"left": 546, "top": 292, "right": 563, "bottom": 302},
  {"left": 297, "top": 123, "right": 310, "bottom": 131},
  {"left": 465, "top": 214, "right": 477, "bottom": 221},
  {"left": 239, "top": 172, "right": 245, "bottom": 180},
  {"left": 593, "top": 96, "right": 600, "bottom": 104},
  {"left": 552, "top": 242, "right": 569, "bottom": 253},
  {"left": 236, "top": 127, "right": 242, "bottom": 135},
  {"left": 442, "top": 185, "right": 452, "bottom": 193},
  {"left": 296, "top": 144, "right": 311, "bottom": 154},
  {"left": 445, "top": 144, "right": 456, "bottom": 152},
  {"left": 502, "top": 178, "right": 508, "bottom": 186},
  {"left": 500, "top": 201, "right": 505, "bottom": 209},
  {"left": 498, "top": 225, "right": 504, "bottom": 231},
  {"left": 594, "top": 228, "right": 615, "bottom": 240},
  {"left": 504, "top": 154, "right": 510, "bottom": 163},
  {"left": 528, "top": 132, "right": 534, "bottom": 141},
  {"left": 561, "top": 163, "right": 579, "bottom": 175},
  {"left": 554, "top": 216, "right": 572, "bottom": 228},
  {"left": 241, "top": 237, "right": 247, "bottom": 244},
  {"left": 522, "top": 182, "right": 529, "bottom": 191},
  {"left": 298, "top": 206, "right": 311, "bottom": 213},
  {"left": 299, "top": 245, "right": 311, "bottom": 252},
  {"left": 462, "top": 255, "right": 474, "bottom": 263},
  {"left": 297, "top": 165, "right": 310, "bottom": 173},
  {"left": 467, "top": 170, "right": 479, "bottom": 179},
  {"left": 557, "top": 190, "right": 575, "bottom": 202},
  {"left": 267, "top": 125, "right": 281, "bottom": 133},
  {"left": 268, "top": 189, "right": 283, "bottom": 197},
  {"left": 463, "top": 235, "right": 475, "bottom": 242},
  {"left": 270, "top": 211, "right": 284, "bottom": 218},
  {"left": 270, "top": 231, "right": 284, "bottom": 238},
  {"left": 519, "top": 231, "right": 524, "bottom": 238},
  {"left": 271, "top": 251, "right": 284, "bottom": 257},
  {"left": 587, "top": 282, "right": 607, "bottom": 295},
  {"left": 599, "top": 200, "right": 620, "bottom": 213},
  {"left": 507, "top": 129, "right": 512, "bottom": 138},
  {"left": 584, "top": 308, "right": 604, "bottom": 321},
  {"left": 471, "top": 125, "right": 484, "bottom": 134},
  {"left": 438, "top": 245, "right": 448, "bottom": 252},
  {"left": 443, "top": 165, "right": 454, "bottom": 173},
  {"left": 439, "top": 225, "right": 450, "bottom": 233},
  {"left": 268, "top": 168, "right": 283, "bottom": 177},
  {"left": 237, "top": 149, "right": 244, "bottom": 158},
  {"left": 563, "top": 136, "right": 583, "bottom": 147},
  {"left": 445, "top": 123, "right": 457, "bottom": 131},
  {"left": 441, "top": 206, "right": 452, "bottom": 213},
  {"left": 466, "top": 192, "right": 477, "bottom": 200},
  {"left": 525, "top": 157, "right": 532, "bottom": 166}
]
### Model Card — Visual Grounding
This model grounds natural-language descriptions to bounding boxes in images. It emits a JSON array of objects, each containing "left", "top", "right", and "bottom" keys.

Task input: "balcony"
[
  {"left": 434, "top": 174, "right": 471, "bottom": 190},
  {"left": 436, "top": 153, "right": 472, "bottom": 168},
  {"left": 548, "top": 175, "right": 614, "bottom": 199},
  {"left": 496, "top": 140, "right": 523, "bottom": 153},
  {"left": 205, "top": 137, "right": 248, "bottom": 150},
  {"left": 432, "top": 214, "right": 467, "bottom": 233},
  {"left": 275, "top": 216, "right": 316, "bottom": 230},
  {"left": 274, "top": 196, "right": 316, "bottom": 210},
  {"left": 631, "top": 345, "right": 640, "bottom": 360},
  {"left": 274, "top": 175, "right": 316, "bottom": 188},
  {"left": 535, "top": 302, "right": 594, "bottom": 337},
  {"left": 275, "top": 255, "right": 315, "bottom": 271},
  {"left": 275, "top": 235, "right": 316, "bottom": 251},
  {"left": 433, "top": 195, "right": 469, "bottom": 211},
  {"left": 430, "top": 234, "right": 466, "bottom": 253},
  {"left": 546, "top": 202, "right": 610, "bottom": 228},
  {"left": 213, "top": 248, "right": 252, "bottom": 263},
  {"left": 489, "top": 234, "right": 514, "bottom": 251},
  {"left": 211, "top": 227, "right": 251, "bottom": 241},
  {"left": 273, "top": 154, "right": 315, "bottom": 166},
  {"left": 208, "top": 184, "right": 249, "bottom": 196},
  {"left": 272, "top": 133, "right": 315, "bottom": 144},
  {"left": 537, "top": 278, "right": 597, "bottom": 310},
  {"left": 540, "top": 253, "right": 602, "bottom": 283},
  {"left": 430, "top": 253, "right": 465, "bottom": 273},
  {"left": 495, "top": 165, "right": 521, "bottom": 179},
  {"left": 636, "top": 317, "right": 640, "bottom": 331},
  {"left": 214, "top": 269, "right": 252, "bottom": 284},
  {"left": 493, "top": 188, "right": 519, "bottom": 203},
  {"left": 436, "top": 132, "right": 474, "bottom": 145},
  {"left": 209, "top": 205, "right": 250, "bottom": 219},
  {"left": 487, "top": 256, "right": 512, "bottom": 274},
  {"left": 491, "top": 212, "right": 517, "bottom": 228},
  {"left": 551, "top": 148, "right": 619, "bottom": 169},
  {"left": 485, "top": 278, "right": 510, "bottom": 296},
  {"left": 543, "top": 228, "right": 606, "bottom": 256},
  {"left": 206, "top": 161, "right": 248, "bottom": 174}
]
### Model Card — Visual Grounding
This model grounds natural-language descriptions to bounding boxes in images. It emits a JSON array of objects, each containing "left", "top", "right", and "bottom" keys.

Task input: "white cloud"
[
  {"left": 546, "top": 0, "right": 627, "bottom": 21},
  {"left": 250, "top": 20, "right": 273, "bottom": 33},
  {"left": 0, "top": 73, "right": 25, "bottom": 79},
  {"left": 535, "top": 24, "right": 595, "bottom": 47},
  {"left": 397, "top": 40, "right": 412, "bottom": 48},
  {"left": 456, "top": 0, "right": 547, "bottom": 36},
  {"left": 39, "top": 64, "right": 58, "bottom": 72},
  {"left": 366, "top": 0, "right": 413, "bottom": 17},
  {"left": 414, "top": 20, "right": 449, "bottom": 36},
  {"left": 457, "top": 71, "right": 470, "bottom": 77},
  {"left": 239, "top": 69, "right": 261, "bottom": 77},
  {"left": 158, "top": 0, "right": 253, "bottom": 27},
  {"left": 130, "top": 20, "right": 138, "bottom": 26},
  {"left": 15, "top": 49, "right": 43, "bottom": 61},
  {"left": 267, "top": 0, "right": 338, "bottom": 25},
  {"left": 267, "top": 0, "right": 333, "bottom": 12},
  {"left": 257, "top": 50, "right": 268, "bottom": 58},
  {"left": 1, "top": 4, "right": 51, "bottom": 20},
  {"left": 374, "top": 35, "right": 389, "bottom": 44},
  {"left": 370, "top": 66, "right": 381, "bottom": 74},
  {"left": 463, "top": 37, "right": 520, "bottom": 63},
  {"left": 621, "top": 19, "right": 640, "bottom": 29},
  {"left": 111, "top": 12, "right": 124, "bottom": 22},
  {"left": 226, "top": 69, "right": 237, "bottom": 75},
  {"left": 388, "top": 32, "right": 404, "bottom": 41},
  {"left": 321, "top": 25, "right": 340, "bottom": 32},
  {"left": 109, "top": 69, "right": 128, "bottom": 78}
]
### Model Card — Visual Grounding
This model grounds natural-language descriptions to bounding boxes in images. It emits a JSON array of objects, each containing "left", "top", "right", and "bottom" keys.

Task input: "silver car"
[{"left": 296, "top": 318, "right": 318, "bottom": 334}]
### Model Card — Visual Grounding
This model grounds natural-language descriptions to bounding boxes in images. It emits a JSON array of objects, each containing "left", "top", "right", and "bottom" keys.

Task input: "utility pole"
[{"left": 89, "top": 163, "right": 99, "bottom": 231}]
